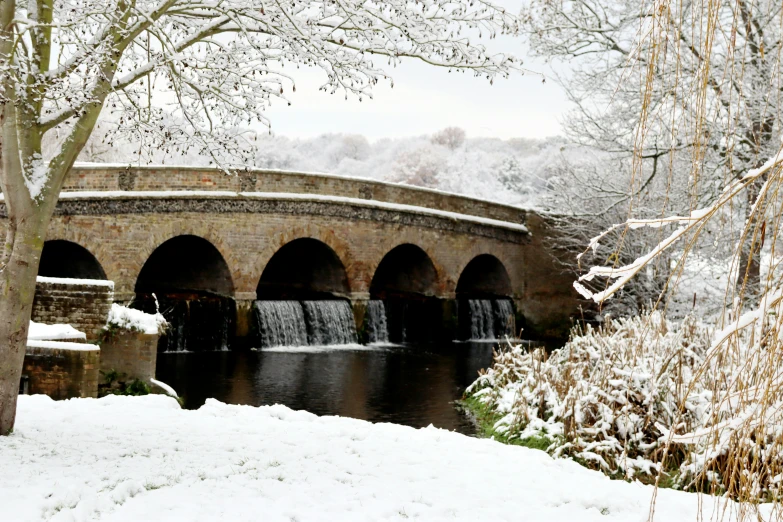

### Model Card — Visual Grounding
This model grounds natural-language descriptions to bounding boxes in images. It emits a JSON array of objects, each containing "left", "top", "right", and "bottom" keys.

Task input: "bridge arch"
[
  {"left": 134, "top": 234, "right": 236, "bottom": 352},
  {"left": 370, "top": 244, "right": 438, "bottom": 299},
  {"left": 455, "top": 253, "right": 516, "bottom": 341},
  {"left": 370, "top": 244, "right": 443, "bottom": 343},
  {"left": 257, "top": 238, "right": 351, "bottom": 299},
  {"left": 39, "top": 240, "right": 107, "bottom": 280},
  {"left": 456, "top": 254, "right": 513, "bottom": 298},
  {"left": 136, "top": 235, "right": 234, "bottom": 297}
]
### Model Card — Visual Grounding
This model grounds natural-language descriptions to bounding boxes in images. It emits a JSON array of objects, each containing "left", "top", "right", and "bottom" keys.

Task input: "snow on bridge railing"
[
  {"left": 7, "top": 190, "right": 529, "bottom": 234},
  {"left": 56, "top": 163, "right": 531, "bottom": 224}
]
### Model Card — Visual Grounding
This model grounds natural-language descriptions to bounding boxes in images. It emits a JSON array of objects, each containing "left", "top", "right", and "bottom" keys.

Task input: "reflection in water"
[{"left": 156, "top": 343, "right": 497, "bottom": 434}]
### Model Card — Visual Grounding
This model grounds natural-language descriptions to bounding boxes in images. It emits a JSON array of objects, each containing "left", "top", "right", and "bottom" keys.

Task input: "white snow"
[
  {"left": 27, "top": 321, "right": 86, "bottom": 341},
  {"left": 36, "top": 275, "right": 115, "bottom": 288},
  {"left": 150, "top": 378, "right": 178, "bottom": 398},
  {"left": 24, "top": 153, "right": 48, "bottom": 201},
  {"left": 55, "top": 190, "right": 239, "bottom": 199},
  {"left": 0, "top": 395, "right": 768, "bottom": 522},
  {"left": 240, "top": 192, "right": 529, "bottom": 232},
  {"left": 26, "top": 340, "right": 99, "bottom": 351},
  {"left": 106, "top": 303, "right": 167, "bottom": 335}
]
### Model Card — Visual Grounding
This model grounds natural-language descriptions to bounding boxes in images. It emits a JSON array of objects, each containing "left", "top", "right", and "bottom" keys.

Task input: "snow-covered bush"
[
  {"left": 467, "top": 311, "right": 783, "bottom": 499},
  {"left": 105, "top": 304, "right": 168, "bottom": 336}
]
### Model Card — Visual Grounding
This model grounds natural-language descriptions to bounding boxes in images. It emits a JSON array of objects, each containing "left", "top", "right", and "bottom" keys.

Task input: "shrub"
[{"left": 467, "top": 310, "right": 783, "bottom": 500}]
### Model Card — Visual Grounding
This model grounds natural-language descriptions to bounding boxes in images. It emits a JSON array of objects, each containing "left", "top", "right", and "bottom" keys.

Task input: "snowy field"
[{"left": 1, "top": 395, "right": 771, "bottom": 522}]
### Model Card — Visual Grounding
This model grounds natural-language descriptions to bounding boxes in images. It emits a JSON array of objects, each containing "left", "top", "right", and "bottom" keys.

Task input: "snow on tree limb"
[
  {"left": 1, "top": 0, "right": 523, "bottom": 200},
  {"left": 575, "top": 146, "right": 783, "bottom": 304}
]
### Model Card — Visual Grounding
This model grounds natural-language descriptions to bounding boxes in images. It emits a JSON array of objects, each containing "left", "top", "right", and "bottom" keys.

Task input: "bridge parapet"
[
  {"left": 0, "top": 165, "right": 581, "bottom": 342},
  {"left": 62, "top": 165, "right": 528, "bottom": 225}
]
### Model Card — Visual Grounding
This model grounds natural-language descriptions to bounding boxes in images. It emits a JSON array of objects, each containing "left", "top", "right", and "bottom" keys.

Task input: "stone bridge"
[{"left": 0, "top": 165, "right": 579, "bottom": 343}]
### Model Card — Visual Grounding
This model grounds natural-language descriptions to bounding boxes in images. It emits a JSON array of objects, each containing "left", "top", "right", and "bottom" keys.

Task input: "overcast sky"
[{"left": 263, "top": 2, "right": 569, "bottom": 141}]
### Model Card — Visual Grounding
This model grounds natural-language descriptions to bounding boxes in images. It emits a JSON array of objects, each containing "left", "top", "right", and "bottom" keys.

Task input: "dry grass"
[{"left": 468, "top": 310, "right": 783, "bottom": 513}]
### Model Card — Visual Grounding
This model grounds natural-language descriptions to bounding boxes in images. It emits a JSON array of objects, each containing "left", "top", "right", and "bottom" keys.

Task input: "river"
[{"left": 156, "top": 342, "right": 499, "bottom": 435}]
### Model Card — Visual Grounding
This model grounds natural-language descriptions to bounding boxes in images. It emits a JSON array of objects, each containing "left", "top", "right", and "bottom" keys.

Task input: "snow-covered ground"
[{"left": 1, "top": 395, "right": 771, "bottom": 521}]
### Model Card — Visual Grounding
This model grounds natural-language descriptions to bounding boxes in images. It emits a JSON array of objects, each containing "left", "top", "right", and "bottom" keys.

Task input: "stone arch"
[
  {"left": 134, "top": 234, "right": 236, "bottom": 352},
  {"left": 136, "top": 235, "right": 234, "bottom": 297},
  {"left": 123, "top": 220, "right": 240, "bottom": 299},
  {"left": 456, "top": 254, "right": 513, "bottom": 298},
  {"left": 455, "top": 253, "right": 517, "bottom": 341},
  {"left": 257, "top": 238, "right": 351, "bottom": 299},
  {"left": 39, "top": 240, "right": 107, "bottom": 280},
  {"left": 370, "top": 244, "right": 438, "bottom": 299},
  {"left": 370, "top": 244, "right": 443, "bottom": 343}
]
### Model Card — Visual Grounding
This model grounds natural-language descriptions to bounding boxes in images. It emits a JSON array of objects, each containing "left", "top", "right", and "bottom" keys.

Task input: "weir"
[
  {"left": 461, "top": 299, "right": 515, "bottom": 340},
  {"left": 133, "top": 294, "right": 236, "bottom": 352},
  {"left": 364, "top": 300, "right": 389, "bottom": 344},
  {"left": 253, "top": 300, "right": 358, "bottom": 348}
]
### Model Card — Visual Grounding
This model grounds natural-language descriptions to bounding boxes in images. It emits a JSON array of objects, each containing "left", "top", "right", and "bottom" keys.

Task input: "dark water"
[{"left": 155, "top": 342, "right": 498, "bottom": 435}]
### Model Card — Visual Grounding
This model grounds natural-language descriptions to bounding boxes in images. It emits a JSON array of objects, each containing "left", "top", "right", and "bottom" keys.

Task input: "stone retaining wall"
[
  {"left": 32, "top": 279, "right": 114, "bottom": 342},
  {"left": 99, "top": 330, "right": 158, "bottom": 383},
  {"left": 22, "top": 342, "right": 100, "bottom": 399}
]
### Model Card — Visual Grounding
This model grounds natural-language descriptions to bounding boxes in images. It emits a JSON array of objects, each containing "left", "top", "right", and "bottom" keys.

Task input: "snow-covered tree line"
[{"left": 73, "top": 123, "right": 571, "bottom": 207}]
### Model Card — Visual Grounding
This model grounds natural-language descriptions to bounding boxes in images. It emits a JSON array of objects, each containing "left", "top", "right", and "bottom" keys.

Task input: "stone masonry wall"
[
  {"left": 99, "top": 330, "right": 158, "bottom": 383},
  {"left": 23, "top": 343, "right": 100, "bottom": 399},
  {"left": 61, "top": 166, "right": 528, "bottom": 224},
  {"left": 0, "top": 167, "right": 581, "bottom": 341},
  {"left": 32, "top": 280, "right": 114, "bottom": 342}
]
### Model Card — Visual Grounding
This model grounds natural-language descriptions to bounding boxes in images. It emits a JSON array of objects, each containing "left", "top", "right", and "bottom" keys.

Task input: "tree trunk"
[{"left": 0, "top": 216, "right": 46, "bottom": 435}]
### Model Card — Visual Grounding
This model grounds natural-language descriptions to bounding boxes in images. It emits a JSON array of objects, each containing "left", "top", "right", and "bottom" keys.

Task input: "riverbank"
[{"left": 1, "top": 395, "right": 771, "bottom": 521}]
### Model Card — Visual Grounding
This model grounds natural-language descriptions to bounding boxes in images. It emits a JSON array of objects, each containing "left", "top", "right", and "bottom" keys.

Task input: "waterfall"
[
  {"left": 133, "top": 294, "right": 235, "bottom": 353},
  {"left": 254, "top": 301, "right": 308, "bottom": 347},
  {"left": 466, "top": 299, "right": 514, "bottom": 340},
  {"left": 254, "top": 300, "right": 358, "bottom": 348},
  {"left": 365, "top": 300, "right": 389, "bottom": 343},
  {"left": 303, "top": 300, "right": 358, "bottom": 345}
]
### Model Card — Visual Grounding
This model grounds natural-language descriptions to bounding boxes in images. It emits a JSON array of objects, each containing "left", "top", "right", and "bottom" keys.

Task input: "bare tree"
[
  {"left": 431, "top": 126, "right": 466, "bottom": 150},
  {"left": 523, "top": 0, "right": 783, "bottom": 300},
  {"left": 0, "top": 0, "right": 522, "bottom": 435},
  {"left": 392, "top": 145, "right": 444, "bottom": 187}
]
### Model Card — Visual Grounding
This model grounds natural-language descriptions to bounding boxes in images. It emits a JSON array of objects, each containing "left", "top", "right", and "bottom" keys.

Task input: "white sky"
[{"left": 263, "top": 2, "right": 570, "bottom": 141}]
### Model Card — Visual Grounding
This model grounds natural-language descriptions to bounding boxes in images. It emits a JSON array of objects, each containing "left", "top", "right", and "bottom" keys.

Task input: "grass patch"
[
  {"left": 99, "top": 369, "right": 151, "bottom": 397},
  {"left": 457, "top": 394, "right": 554, "bottom": 451}
]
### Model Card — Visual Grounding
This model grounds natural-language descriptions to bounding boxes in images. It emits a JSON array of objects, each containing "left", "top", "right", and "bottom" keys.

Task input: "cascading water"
[
  {"left": 303, "top": 301, "right": 358, "bottom": 345},
  {"left": 133, "top": 294, "right": 235, "bottom": 352},
  {"left": 364, "top": 300, "right": 389, "bottom": 343},
  {"left": 253, "top": 300, "right": 358, "bottom": 347},
  {"left": 465, "top": 299, "right": 514, "bottom": 340},
  {"left": 254, "top": 301, "right": 308, "bottom": 347}
]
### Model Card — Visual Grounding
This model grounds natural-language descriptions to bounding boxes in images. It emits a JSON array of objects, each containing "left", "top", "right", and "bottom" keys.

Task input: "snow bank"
[
  {"left": 0, "top": 395, "right": 767, "bottom": 521},
  {"left": 27, "top": 321, "right": 86, "bottom": 341},
  {"left": 36, "top": 275, "right": 114, "bottom": 288},
  {"left": 106, "top": 303, "right": 167, "bottom": 335}
]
